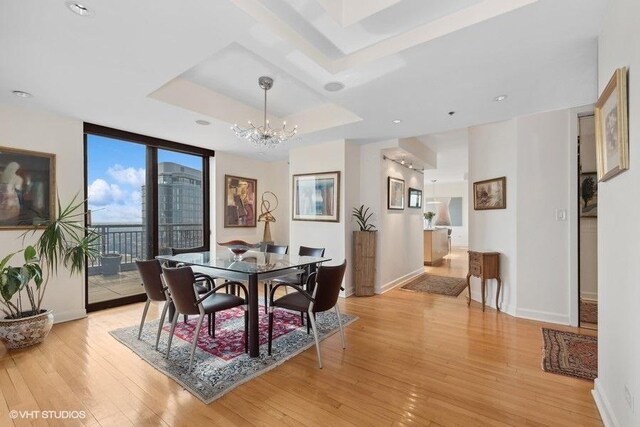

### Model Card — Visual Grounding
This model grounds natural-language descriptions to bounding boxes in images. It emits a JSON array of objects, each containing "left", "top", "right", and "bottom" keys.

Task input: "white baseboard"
[
  {"left": 379, "top": 268, "right": 424, "bottom": 294},
  {"left": 515, "top": 307, "right": 569, "bottom": 325},
  {"left": 580, "top": 293, "right": 598, "bottom": 301},
  {"left": 53, "top": 309, "right": 87, "bottom": 324},
  {"left": 469, "top": 290, "right": 515, "bottom": 316},
  {"left": 592, "top": 378, "right": 619, "bottom": 427}
]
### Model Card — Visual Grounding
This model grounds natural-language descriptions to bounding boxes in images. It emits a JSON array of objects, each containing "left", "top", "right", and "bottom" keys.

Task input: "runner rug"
[
  {"left": 110, "top": 307, "right": 356, "bottom": 403},
  {"left": 541, "top": 328, "right": 597, "bottom": 380},
  {"left": 400, "top": 274, "right": 467, "bottom": 297}
]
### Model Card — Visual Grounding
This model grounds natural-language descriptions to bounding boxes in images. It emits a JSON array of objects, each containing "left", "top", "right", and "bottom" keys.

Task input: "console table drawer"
[{"left": 469, "top": 263, "right": 482, "bottom": 276}]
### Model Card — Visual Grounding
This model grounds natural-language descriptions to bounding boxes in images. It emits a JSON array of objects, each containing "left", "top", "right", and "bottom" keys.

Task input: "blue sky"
[{"left": 87, "top": 135, "right": 201, "bottom": 224}]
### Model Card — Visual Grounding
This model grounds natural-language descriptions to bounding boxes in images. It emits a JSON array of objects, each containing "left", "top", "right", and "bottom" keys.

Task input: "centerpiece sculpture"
[{"left": 257, "top": 191, "right": 278, "bottom": 245}]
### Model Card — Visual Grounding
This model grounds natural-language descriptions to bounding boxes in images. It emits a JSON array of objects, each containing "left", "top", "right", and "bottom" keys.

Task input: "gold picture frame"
[
  {"left": 0, "top": 146, "right": 56, "bottom": 229},
  {"left": 595, "top": 67, "right": 629, "bottom": 182}
]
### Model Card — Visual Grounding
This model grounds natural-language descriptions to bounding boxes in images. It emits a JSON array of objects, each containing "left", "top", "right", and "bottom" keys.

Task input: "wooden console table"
[{"left": 466, "top": 250, "right": 502, "bottom": 312}]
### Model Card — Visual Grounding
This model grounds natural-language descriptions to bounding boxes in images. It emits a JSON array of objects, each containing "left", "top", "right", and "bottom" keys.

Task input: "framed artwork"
[
  {"left": 595, "top": 67, "right": 629, "bottom": 182},
  {"left": 579, "top": 173, "right": 598, "bottom": 217},
  {"left": 292, "top": 171, "right": 340, "bottom": 222},
  {"left": 224, "top": 175, "right": 257, "bottom": 227},
  {"left": 473, "top": 176, "right": 506, "bottom": 210},
  {"left": 408, "top": 187, "right": 422, "bottom": 208},
  {"left": 387, "top": 177, "right": 405, "bottom": 210},
  {"left": 0, "top": 146, "right": 55, "bottom": 229}
]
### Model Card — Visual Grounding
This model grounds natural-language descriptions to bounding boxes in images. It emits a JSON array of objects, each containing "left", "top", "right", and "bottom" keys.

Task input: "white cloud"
[
  {"left": 107, "top": 164, "right": 145, "bottom": 187},
  {"left": 88, "top": 179, "right": 126, "bottom": 206},
  {"left": 89, "top": 204, "right": 142, "bottom": 223}
]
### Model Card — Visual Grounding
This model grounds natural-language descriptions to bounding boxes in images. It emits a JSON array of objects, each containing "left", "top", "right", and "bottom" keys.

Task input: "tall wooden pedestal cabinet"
[{"left": 353, "top": 231, "right": 376, "bottom": 296}]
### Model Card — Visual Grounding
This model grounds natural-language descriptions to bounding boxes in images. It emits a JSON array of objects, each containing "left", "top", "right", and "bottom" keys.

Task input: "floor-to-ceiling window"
[{"left": 84, "top": 124, "right": 213, "bottom": 311}]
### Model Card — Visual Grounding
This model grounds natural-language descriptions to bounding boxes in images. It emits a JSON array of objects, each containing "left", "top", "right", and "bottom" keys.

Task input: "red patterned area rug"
[
  {"left": 110, "top": 306, "right": 357, "bottom": 403},
  {"left": 542, "top": 328, "right": 597, "bottom": 380},
  {"left": 400, "top": 274, "right": 467, "bottom": 297},
  {"left": 580, "top": 299, "right": 598, "bottom": 324}
]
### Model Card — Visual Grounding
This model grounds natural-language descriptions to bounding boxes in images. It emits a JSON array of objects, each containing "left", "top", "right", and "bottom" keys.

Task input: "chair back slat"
[
  {"left": 312, "top": 260, "right": 347, "bottom": 313},
  {"left": 162, "top": 266, "right": 200, "bottom": 315},
  {"left": 135, "top": 259, "right": 167, "bottom": 302},
  {"left": 299, "top": 246, "right": 325, "bottom": 257},
  {"left": 266, "top": 244, "right": 288, "bottom": 254}
]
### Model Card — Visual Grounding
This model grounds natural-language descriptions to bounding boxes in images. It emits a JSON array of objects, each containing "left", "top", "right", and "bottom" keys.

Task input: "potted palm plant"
[
  {"left": 352, "top": 205, "right": 377, "bottom": 296},
  {"left": 0, "top": 194, "right": 99, "bottom": 349}
]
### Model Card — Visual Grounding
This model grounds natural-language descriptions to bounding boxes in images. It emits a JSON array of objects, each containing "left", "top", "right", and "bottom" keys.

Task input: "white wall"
[
  {"left": 468, "top": 109, "right": 579, "bottom": 323},
  {"left": 593, "top": 0, "right": 640, "bottom": 425},
  {"left": 213, "top": 152, "right": 289, "bottom": 246},
  {"left": 425, "top": 181, "right": 469, "bottom": 246},
  {"left": 360, "top": 140, "right": 424, "bottom": 293},
  {"left": 288, "top": 140, "right": 348, "bottom": 289},
  {"left": 0, "top": 105, "right": 85, "bottom": 323},
  {"left": 468, "top": 121, "right": 518, "bottom": 315},
  {"left": 515, "top": 110, "right": 571, "bottom": 324}
]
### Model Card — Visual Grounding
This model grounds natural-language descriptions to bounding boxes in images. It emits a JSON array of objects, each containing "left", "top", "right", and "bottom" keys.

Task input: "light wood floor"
[{"left": 0, "top": 248, "right": 601, "bottom": 426}]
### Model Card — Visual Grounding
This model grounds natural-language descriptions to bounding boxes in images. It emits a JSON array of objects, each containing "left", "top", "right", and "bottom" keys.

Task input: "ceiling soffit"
[{"left": 230, "top": 0, "right": 539, "bottom": 73}]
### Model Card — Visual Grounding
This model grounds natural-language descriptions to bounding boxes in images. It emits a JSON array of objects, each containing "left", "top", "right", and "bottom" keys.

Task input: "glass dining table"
[{"left": 156, "top": 250, "right": 331, "bottom": 357}]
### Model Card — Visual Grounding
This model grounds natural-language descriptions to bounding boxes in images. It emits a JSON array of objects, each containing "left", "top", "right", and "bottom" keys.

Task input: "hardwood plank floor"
[{"left": 0, "top": 251, "right": 601, "bottom": 426}]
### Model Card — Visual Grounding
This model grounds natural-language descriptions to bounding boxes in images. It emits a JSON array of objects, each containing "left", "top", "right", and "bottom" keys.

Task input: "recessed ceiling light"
[
  {"left": 65, "top": 1, "right": 91, "bottom": 16},
  {"left": 195, "top": 120, "right": 210, "bottom": 126},
  {"left": 494, "top": 94, "right": 508, "bottom": 102},
  {"left": 12, "top": 90, "right": 32, "bottom": 98},
  {"left": 392, "top": 119, "right": 402, "bottom": 124},
  {"left": 409, "top": 164, "right": 413, "bottom": 169},
  {"left": 324, "top": 81, "right": 345, "bottom": 92}
]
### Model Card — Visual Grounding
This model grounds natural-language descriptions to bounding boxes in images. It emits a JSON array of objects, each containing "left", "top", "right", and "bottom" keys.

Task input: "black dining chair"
[
  {"left": 135, "top": 259, "right": 171, "bottom": 350},
  {"left": 167, "top": 247, "right": 217, "bottom": 323},
  {"left": 162, "top": 265, "right": 248, "bottom": 371},
  {"left": 268, "top": 260, "right": 347, "bottom": 368},
  {"left": 271, "top": 246, "right": 325, "bottom": 325},
  {"left": 262, "top": 244, "right": 289, "bottom": 312}
]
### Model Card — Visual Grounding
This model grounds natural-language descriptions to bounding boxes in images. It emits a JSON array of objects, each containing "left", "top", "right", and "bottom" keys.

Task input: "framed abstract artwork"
[
  {"left": 595, "top": 67, "right": 629, "bottom": 182},
  {"left": 292, "top": 171, "right": 340, "bottom": 222},
  {"left": 473, "top": 176, "right": 506, "bottom": 210},
  {"left": 224, "top": 175, "right": 257, "bottom": 227},
  {"left": 387, "top": 177, "right": 405, "bottom": 210},
  {"left": 407, "top": 187, "right": 422, "bottom": 208},
  {"left": 0, "top": 146, "right": 55, "bottom": 229}
]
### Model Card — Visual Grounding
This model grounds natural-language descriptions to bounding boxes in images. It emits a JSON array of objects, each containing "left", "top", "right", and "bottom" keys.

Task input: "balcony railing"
[{"left": 87, "top": 223, "right": 203, "bottom": 276}]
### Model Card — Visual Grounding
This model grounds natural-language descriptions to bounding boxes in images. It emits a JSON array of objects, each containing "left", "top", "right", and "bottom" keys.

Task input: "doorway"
[{"left": 577, "top": 114, "right": 597, "bottom": 329}]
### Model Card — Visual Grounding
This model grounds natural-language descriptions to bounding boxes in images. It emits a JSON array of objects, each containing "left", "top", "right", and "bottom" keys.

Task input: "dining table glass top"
[{"left": 156, "top": 250, "right": 331, "bottom": 274}]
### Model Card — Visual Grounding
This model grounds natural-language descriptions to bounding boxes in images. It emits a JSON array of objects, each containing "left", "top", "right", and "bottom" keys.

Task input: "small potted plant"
[
  {"left": 352, "top": 205, "right": 376, "bottom": 296},
  {"left": 0, "top": 194, "right": 99, "bottom": 349},
  {"left": 424, "top": 211, "right": 435, "bottom": 228}
]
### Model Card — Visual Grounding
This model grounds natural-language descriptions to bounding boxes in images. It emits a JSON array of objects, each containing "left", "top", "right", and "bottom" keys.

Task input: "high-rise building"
[{"left": 141, "top": 162, "right": 204, "bottom": 252}]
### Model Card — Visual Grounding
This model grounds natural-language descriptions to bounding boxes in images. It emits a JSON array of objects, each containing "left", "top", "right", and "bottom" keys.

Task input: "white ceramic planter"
[{"left": 0, "top": 310, "right": 54, "bottom": 349}]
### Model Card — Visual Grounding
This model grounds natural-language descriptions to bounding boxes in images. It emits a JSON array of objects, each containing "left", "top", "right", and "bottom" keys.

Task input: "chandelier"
[{"left": 231, "top": 76, "right": 297, "bottom": 148}]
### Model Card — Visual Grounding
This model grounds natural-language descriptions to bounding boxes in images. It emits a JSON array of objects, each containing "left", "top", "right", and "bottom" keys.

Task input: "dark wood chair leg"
[
  {"left": 244, "top": 309, "right": 249, "bottom": 353},
  {"left": 211, "top": 312, "right": 215, "bottom": 337},
  {"left": 268, "top": 312, "right": 274, "bottom": 355},
  {"left": 263, "top": 282, "right": 268, "bottom": 313}
]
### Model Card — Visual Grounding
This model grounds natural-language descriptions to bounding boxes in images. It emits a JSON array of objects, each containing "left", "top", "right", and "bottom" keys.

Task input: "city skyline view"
[{"left": 87, "top": 134, "right": 202, "bottom": 224}]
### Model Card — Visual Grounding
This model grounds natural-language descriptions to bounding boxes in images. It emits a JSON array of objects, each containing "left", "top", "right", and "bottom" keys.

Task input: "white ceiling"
[{"left": 0, "top": 0, "right": 608, "bottom": 161}]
